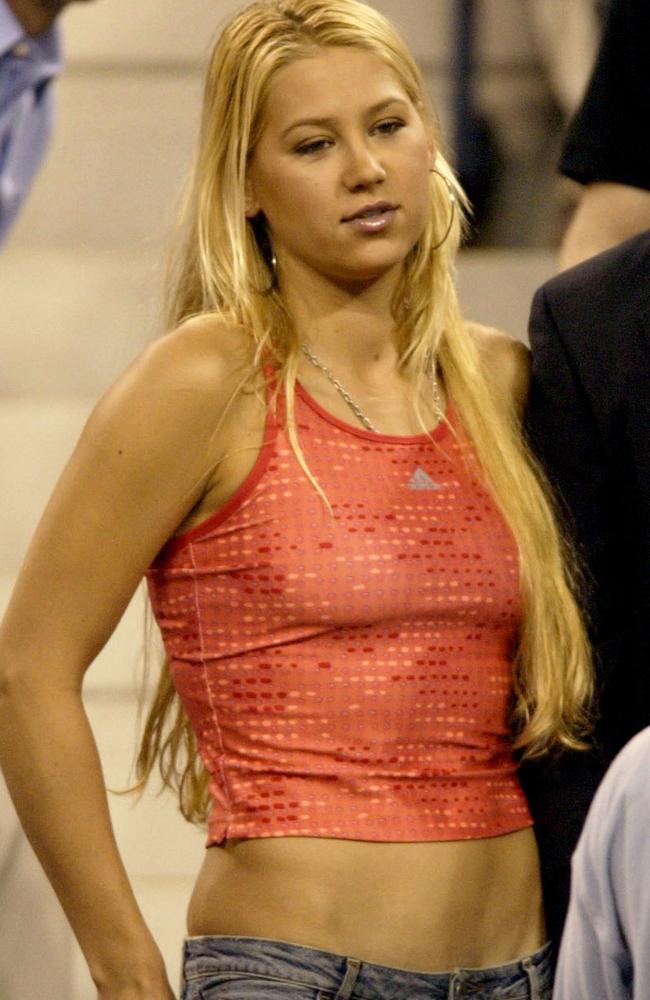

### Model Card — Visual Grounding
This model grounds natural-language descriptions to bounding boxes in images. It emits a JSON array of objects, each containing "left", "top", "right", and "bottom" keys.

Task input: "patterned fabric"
[{"left": 147, "top": 384, "right": 531, "bottom": 844}]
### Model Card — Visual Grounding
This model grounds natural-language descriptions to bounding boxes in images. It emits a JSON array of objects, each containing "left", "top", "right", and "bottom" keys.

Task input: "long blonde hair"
[{"left": 136, "top": 0, "right": 592, "bottom": 826}]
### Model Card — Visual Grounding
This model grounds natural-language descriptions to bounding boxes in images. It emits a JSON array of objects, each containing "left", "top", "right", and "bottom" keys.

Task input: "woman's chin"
[{"left": 323, "top": 257, "right": 404, "bottom": 291}]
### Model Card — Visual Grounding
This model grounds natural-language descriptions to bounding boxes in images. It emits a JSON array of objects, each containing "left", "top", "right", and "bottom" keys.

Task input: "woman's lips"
[{"left": 343, "top": 203, "right": 398, "bottom": 233}]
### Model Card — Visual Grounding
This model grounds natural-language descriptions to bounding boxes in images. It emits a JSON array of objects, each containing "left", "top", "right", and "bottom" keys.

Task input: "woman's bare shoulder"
[
  {"left": 68, "top": 315, "right": 259, "bottom": 528},
  {"left": 95, "top": 315, "right": 254, "bottom": 433},
  {"left": 465, "top": 320, "right": 530, "bottom": 416},
  {"left": 137, "top": 314, "right": 253, "bottom": 393}
]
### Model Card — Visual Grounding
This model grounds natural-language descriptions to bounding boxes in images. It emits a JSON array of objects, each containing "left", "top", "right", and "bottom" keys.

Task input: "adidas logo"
[{"left": 408, "top": 467, "right": 441, "bottom": 491}]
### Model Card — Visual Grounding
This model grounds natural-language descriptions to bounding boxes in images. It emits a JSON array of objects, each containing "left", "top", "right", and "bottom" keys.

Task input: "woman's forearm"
[{"left": 0, "top": 671, "right": 171, "bottom": 995}]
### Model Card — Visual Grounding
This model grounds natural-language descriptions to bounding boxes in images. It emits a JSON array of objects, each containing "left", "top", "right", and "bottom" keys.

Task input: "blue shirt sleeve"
[
  {"left": 554, "top": 728, "right": 650, "bottom": 1000},
  {"left": 0, "top": 0, "right": 62, "bottom": 246}
]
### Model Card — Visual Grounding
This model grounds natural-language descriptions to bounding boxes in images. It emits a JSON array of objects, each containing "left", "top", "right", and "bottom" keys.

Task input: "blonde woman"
[{"left": 0, "top": 2, "right": 591, "bottom": 998}]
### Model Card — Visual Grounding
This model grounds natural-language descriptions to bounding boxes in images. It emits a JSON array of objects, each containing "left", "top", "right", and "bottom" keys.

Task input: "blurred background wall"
[{"left": 0, "top": 1, "right": 599, "bottom": 996}]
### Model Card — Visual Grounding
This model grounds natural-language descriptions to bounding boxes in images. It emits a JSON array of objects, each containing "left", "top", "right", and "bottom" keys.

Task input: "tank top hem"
[{"left": 206, "top": 813, "right": 534, "bottom": 848}]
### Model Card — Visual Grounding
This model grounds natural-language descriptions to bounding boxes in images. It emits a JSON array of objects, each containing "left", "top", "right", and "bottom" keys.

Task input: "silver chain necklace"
[{"left": 300, "top": 343, "right": 442, "bottom": 434}]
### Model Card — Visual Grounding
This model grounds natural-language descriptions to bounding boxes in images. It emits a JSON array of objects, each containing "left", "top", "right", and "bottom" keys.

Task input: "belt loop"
[
  {"left": 522, "top": 955, "right": 540, "bottom": 1000},
  {"left": 447, "top": 973, "right": 464, "bottom": 1000},
  {"left": 334, "top": 957, "right": 361, "bottom": 1000}
]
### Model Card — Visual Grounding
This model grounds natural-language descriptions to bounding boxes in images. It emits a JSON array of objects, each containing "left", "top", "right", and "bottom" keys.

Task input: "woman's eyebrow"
[{"left": 281, "top": 96, "right": 410, "bottom": 139}]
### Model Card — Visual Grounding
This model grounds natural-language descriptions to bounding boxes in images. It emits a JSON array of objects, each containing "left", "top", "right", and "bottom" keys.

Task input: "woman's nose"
[{"left": 343, "top": 142, "right": 387, "bottom": 190}]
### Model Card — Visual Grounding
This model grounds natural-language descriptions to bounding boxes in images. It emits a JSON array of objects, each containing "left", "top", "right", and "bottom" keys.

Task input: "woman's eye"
[
  {"left": 374, "top": 119, "right": 405, "bottom": 136},
  {"left": 295, "top": 138, "right": 331, "bottom": 155}
]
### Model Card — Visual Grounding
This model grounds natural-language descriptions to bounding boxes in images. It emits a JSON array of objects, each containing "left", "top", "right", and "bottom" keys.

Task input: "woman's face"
[{"left": 245, "top": 46, "right": 436, "bottom": 289}]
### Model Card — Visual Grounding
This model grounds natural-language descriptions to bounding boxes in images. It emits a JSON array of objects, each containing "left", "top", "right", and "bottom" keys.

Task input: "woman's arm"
[{"left": 0, "top": 319, "right": 243, "bottom": 998}]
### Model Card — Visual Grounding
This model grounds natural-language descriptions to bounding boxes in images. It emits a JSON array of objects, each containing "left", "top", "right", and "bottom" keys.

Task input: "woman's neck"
[
  {"left": 281, "top": 263, "right": 402, "bottom": 375},
  {"left": 297, "top": 313, "right": 400, "bottom": 381}
]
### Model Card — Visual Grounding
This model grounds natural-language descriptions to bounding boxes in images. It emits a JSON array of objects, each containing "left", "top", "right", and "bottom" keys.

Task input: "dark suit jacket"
[{"left": 522, "top": 229, "right": 650, "bottom": 952}]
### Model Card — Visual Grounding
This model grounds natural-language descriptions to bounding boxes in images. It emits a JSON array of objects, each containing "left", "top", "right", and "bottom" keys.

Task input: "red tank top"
[{"left": 147, "top": 382, "right": 532, "bottom": 845}]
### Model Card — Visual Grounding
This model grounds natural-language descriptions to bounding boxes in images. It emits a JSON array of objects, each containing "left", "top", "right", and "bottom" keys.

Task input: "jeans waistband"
[{"left": 183, "top": 934, "right": 553, "bottom": 999}]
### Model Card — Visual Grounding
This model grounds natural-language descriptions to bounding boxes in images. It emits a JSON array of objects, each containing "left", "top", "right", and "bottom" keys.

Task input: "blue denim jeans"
[{"left": 181, "top": 935, "right": 553, "bottom": 1000}]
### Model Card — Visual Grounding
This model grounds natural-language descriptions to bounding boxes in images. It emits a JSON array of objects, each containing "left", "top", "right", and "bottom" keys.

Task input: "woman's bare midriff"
[{"left": 186, "top": 829, "right": 545, "bottom": 972}]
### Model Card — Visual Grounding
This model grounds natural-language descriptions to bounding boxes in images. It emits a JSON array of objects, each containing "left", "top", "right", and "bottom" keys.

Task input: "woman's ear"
[
  {"left": 244, "top": 176, "right": 260, "bottom": 219},
  {"left": 428, "top": 142, "right": 437, "bottom": 173}
]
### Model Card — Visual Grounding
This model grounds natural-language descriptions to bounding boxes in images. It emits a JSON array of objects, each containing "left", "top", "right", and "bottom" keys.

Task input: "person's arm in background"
[
  {"left": 558, "top": 183, "right": 650, "bottom": 271},
  {"left": 557, "top": 0, "right": 650, "bottom": 270}
]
